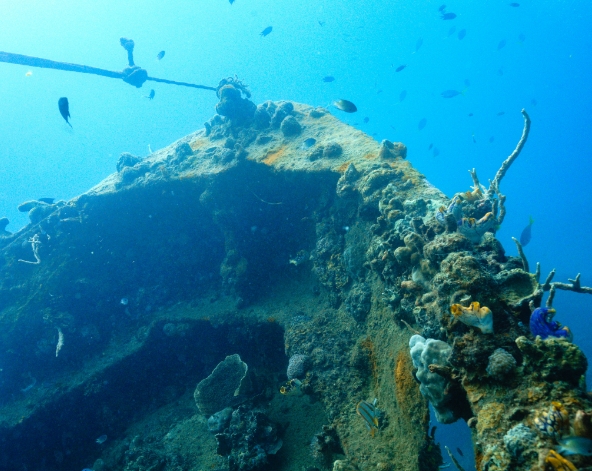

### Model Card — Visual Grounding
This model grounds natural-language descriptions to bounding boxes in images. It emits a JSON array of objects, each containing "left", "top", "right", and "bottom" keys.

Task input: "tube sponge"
[
  {"left": 450, "top": 301, "right": 494, "bottom": 334},
  {"left": 409, "top": 335, "right": 457, "bottom": 424}
]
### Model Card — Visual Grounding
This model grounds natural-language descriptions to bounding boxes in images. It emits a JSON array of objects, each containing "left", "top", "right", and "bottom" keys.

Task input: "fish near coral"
[
  {"left": 280, "top": 378, "right": 302, "bottom": 396},
  {"left": 357, "top": 400, "right": 379, "bottom": 436},
  {"left": 450, "top": 302, "right": 494, "bottom": 334},
  {"left": 530, "top": 307, "right": 572, "bottom": 341},
  {"left": 534, "top": 401, "right": 570, "bottom": 440},
  {"left": 558, "top": 436, "right": 592, "bottom": 456}
]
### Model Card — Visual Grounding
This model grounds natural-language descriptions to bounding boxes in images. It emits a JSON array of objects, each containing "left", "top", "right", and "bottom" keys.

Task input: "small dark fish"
[
  {"left": 531, "top": 98, "right": 537, "bottom": 106},
  {"left": 468, "top": 112, "right": 474, "bottom": 117},
  {"left": 441, "top": 89, "right": 462, "bottom": 98},
  {"left": 415, "top": 38, "right": 423, "bottom": 52},
  {"left": 229, "top": 0, "right": 235, "bottom": 4},
  {"left": 509, "top": 2, "right": 520, "bottom": 6},
  {"left": 457, "top": 447, "right": 464, "bottom": 457},
  {"left": 145, "top": 89, "right": 155, "bottom": 100},
  {"left": 472, "top": 133, "right": 476, "bottom": 143},
  {"left": 498, "top": 68, "right": 504, "bottom": 76},
  {"left": 519, "top": 33, "right": 526, "bottom": 43},
  {"left": 58, "top": 97, "right": 72, "bottom": 128},
  {"left": 520, "top": 216, "right": 534, "bottom": 246},
  {"left": 395, "top": 64, "right": 407, "bottom": 72},
  {"left": 301, "top": 138, "right": 316, "bottom": 149},
  {"left": 260, "top": 26, "right": 273, "bottom": 36},
  {"left": 38, "top": 198, "right": 55, "bottom": 204},
  {"left": 318, "top": 21, "right": 325, "bottom": 27},
  {"left": 464, "top": 78, "right": 470, "bottom": 87},
  {"left": 428, "top": 143, "right": 433, "bottom": 150},
  {"left": 390, "top": 125, "right": 396, "bottom": 130},
  {"left": 447, "top": 26, "right": 456, "bottom": 36},
  {"left": 377, "top": 89, "right": 383, "bottom": 94},
  {"left": 497, "top": 111, "right": 505, "bottom": 116},
  {"left": 457, "top": 29, "right": 466, "bottom": 40},
  {"left": 497, "top": 39, "right": 507, "bottom": 50},
  {"left": 333, "top": 99, "right": 357, "bottom": 113},
  {"left": 156, "top": 50, "right": 165, "bottom": 60},
  {"left": 399, "top": 90, "right": 407, "bottom": 102},
  {"left": 489, "top": 136, "right": 495, "bottom": 143},
  {"left": 418, "top": 118, "right": 427, "bottom": 130},
  {"left": 438, "top": 4, "right": 447, "bottom": 12},
  {"left": 441, "top": 12, "right": 457, "bottom": 20},
  {"left": 433, "top": 148, "right": 440, "bottom": 157},
  {"left": 363, "top": 117, "right": 369, "bottom": 124},
  {"left": 430, "top": 425, "right": 437, "bottom": 438},
  {"left": 323, "top": 76, "right": 335, "bottom": 82}
]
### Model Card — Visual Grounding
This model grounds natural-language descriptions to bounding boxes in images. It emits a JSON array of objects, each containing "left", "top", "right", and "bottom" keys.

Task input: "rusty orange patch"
[
  {"left": 337, "top": 162, "right": 351, "bottom": 173},
  {"left": 263, "top": 147, "right": 286, "bottom": 166},
  {"left": 190, "top": 139, "right": 208, "bottom": 151},
  {"left": 363, "top": 152, "right": 378, "bottom": 160}
]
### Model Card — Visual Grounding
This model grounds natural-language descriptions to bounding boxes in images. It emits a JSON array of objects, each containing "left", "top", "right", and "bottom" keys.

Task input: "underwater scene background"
[{"left": 1, "top": 1, "right": 591, "bottom": 470}]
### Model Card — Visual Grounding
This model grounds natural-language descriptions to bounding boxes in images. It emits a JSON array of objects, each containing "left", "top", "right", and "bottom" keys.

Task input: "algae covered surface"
[{"left": 0, "top": 84, "right": 591, "bottom": 471}]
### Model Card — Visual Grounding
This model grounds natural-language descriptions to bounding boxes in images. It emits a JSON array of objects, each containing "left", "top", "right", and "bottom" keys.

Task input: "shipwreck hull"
[{"left": 0, "top": 88, "right": 589, "bottom": 471}]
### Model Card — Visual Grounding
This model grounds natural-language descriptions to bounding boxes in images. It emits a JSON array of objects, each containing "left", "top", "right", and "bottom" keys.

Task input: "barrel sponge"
[
  {"left": 486, "top": 348, "right": 517, "bottom": 379},
  {"left": 194, "top": 354, "right": 250, "bottom": 416},
  {"left": 409, "top": 335, "right": 456, "bottom": 424}
]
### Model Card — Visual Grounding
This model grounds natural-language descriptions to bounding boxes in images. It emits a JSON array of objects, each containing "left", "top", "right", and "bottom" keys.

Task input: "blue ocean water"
[{"left": 1, "top": 1, "right": 591, "bottom": 469}]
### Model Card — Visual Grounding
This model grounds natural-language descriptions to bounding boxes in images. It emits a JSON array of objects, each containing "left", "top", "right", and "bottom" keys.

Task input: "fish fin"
[{"left": 529, "top": 216, "right": 534, "bottom": 225}]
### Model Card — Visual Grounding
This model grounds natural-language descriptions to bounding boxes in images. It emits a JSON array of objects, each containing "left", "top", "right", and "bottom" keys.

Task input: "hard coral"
[
  {"left": 486, "top": 348, "right": 517, "bottom": 379},
  {"left": 450, "top": 302, "right": 494, "bottom": 334}
]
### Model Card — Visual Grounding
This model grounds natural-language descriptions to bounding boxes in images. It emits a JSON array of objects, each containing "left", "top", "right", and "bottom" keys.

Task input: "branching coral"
[{"left": 485, "top": 109, "right": 531, "bottom": 199}]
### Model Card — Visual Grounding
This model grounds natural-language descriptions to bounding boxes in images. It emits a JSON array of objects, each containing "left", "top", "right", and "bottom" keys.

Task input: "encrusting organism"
[{"left": 450, "top": 302, "right": 494, "bottom": 334}]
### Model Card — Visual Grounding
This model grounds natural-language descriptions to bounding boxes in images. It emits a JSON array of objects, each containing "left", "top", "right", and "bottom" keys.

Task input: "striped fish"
[{"left": 356, "top": 400, "right": 379, "bottom": 436}]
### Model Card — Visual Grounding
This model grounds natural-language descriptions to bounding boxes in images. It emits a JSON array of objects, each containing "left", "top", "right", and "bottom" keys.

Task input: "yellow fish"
[{"left": 25, "top": 71, "right": 33, "bottom": 77}]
